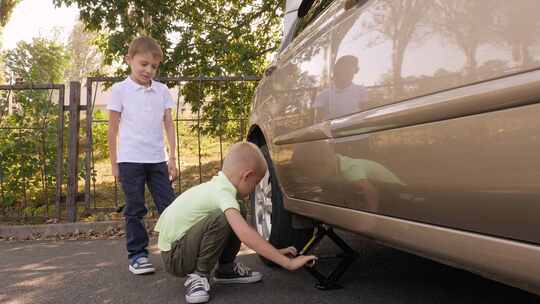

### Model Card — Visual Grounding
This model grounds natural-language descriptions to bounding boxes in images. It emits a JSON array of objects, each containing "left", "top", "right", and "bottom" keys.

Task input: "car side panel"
[{"left": 334, "top": 101, "right": 540, "bottom": 244}]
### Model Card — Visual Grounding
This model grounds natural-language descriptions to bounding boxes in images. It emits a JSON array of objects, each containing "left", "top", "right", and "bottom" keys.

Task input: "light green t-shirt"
[{"left": 155, "top": 171, "right": 240, "bottom": 251}]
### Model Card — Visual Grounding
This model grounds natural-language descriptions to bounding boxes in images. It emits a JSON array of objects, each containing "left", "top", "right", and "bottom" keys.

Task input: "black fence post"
[
  {"left": 84, "top": 79, "right": 93, "bottom": 212},
  {"left": 55, "top": 86, "right": 65, "bottom": 220},
  {"left": 67, "top": 81, "right": 81, "bottom": 222}
]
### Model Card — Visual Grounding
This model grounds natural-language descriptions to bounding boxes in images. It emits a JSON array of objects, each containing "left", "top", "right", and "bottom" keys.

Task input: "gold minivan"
[{"left": 247, "top": 0, "right": 540, "bottom": 295}]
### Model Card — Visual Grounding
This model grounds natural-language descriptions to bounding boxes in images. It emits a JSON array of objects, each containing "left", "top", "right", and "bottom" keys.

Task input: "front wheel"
[{"left": 250, "top": 144, "right": 312, "bottom": 265}]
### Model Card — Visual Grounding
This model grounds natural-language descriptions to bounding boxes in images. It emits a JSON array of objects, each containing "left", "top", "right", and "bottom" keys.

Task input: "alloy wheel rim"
[{"left": 254, "top": 170, "right": 272, "bottom": 240}]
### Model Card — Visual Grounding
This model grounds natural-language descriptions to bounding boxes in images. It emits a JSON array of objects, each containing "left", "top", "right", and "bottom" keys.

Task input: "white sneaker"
[
  {"left": 128, "top": 256, "right": 155, "bottom": 275},
  {"left": 185, "top": 273, "right": 210, "bottom": 303}
]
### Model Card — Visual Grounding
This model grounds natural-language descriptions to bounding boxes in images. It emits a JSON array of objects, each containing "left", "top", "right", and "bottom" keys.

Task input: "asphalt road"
[{"left": 1, "top": 232, "right": 539, "bottom": 304}]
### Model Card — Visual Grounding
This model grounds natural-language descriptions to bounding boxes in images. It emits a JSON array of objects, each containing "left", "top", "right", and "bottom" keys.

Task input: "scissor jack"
[{"left": 299, "top": 224, "right": 358, "bottom": 290}]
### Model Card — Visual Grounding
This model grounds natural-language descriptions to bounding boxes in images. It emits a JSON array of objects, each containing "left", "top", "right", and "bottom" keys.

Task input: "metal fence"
[
  {"left": 0, "top": 76, "right": 260, "bottom": 223},
  {"left": 0, "top": 83, "right": 67, "bottom": 223}
]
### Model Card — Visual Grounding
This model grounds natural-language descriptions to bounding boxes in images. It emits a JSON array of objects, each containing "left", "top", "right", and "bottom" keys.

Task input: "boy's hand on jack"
[{"left": 285, "top": 255, "right": 317, "bottom": 271}]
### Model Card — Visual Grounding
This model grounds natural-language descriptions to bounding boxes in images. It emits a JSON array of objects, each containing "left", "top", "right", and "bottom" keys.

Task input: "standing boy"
[
  {"left": 107, "top": 36, "right": 178, "bottom": 275},
  {"left": 155, "top": 142, "right": 316, "bottom": 303}
]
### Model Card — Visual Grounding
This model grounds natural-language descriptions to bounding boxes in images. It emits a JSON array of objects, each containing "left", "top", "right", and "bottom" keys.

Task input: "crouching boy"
[{"left": 155, "top": 142, "right": 316, "bottom": 303}]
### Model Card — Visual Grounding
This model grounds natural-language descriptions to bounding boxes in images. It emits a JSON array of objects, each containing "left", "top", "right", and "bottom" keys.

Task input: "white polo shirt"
[
  {"left": 107, "top": 77, "right": 175, "bottom": 163},
  {"left": 312, "top": 84, "right": 368, "bottom": 120}
]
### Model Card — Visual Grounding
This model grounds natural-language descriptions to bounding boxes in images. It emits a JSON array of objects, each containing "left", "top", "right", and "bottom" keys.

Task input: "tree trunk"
[{"left": 392, "top": 43, "right": 405, "bottom": 100}]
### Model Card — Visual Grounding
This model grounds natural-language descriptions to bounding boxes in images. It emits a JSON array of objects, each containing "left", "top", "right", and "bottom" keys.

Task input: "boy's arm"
[
  {"left": 355, "top": 179, "right": 379, "bottom": 210},
  {"left": 224, "top": 208, "right": 316, "bottom": 270},
  {"left": 108, "top": 111, "right": 121, "bottom": 180},
  {"left": 163, "top": 109, "right": 178, "bottom": 181}
]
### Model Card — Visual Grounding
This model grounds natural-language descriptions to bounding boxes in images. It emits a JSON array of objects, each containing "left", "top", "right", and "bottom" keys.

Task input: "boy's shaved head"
[{"left": 223, "top": 142, "right": 267, "bottom": 178}]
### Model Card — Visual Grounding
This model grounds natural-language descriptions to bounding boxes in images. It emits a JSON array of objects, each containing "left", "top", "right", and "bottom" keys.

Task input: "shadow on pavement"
[{"left": 1, "top": 232, "right": 539, "bottom": 304}]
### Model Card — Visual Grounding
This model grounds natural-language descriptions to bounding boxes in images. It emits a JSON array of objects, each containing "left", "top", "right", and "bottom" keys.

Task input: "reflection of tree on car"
[{"left": 270, "top": 62, "right": 319, "bottom": 133}]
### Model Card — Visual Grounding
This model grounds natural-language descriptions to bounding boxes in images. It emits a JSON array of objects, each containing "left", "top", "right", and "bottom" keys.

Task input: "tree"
[
  {"left": 0, "top": 0, "right": 21, "bottom": 82},
  {"left": 431, "top": 0, "right": 494, "bottom": 79},
  {"left": 53, "top": 0, "right": 284, "bottom": 137},
  {"left": 493, "top": 0, "right": 540, "bottom": 68},
  {"left": 365, "top": 0, "right": 432, "bottom": 98},
  {"left": 0, "top": 0, "right": 20, "bottom": 27},
  {"left": 65, "top": 21, "right": 106, "bottom": 82},
  {"left": 0, "top": 37, "right": 69, "bottom": 215},
  {"left": 5, "top": 38, "right": 69, "bottom": 83}
]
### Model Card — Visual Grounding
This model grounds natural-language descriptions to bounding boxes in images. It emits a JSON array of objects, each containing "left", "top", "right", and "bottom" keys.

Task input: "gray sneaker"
[
  {"left": 185, "top": 273, "right": 210, "bottom": 303},
  {"left": 128, "top": 256, "right": 155, "bottom": 275},
  {"left": 213, "top": 262, "right": 263, "bottom": 284}
]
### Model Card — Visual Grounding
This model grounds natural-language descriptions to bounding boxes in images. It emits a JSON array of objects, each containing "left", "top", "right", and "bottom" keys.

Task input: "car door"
[{"left": 268, "top": 0, "right": 345, "bottom": 205}]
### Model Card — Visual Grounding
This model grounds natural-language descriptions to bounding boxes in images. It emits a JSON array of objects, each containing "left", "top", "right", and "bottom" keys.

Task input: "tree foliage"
[
  {"left": 0, "top": 0, "right": 21, "bottom": 82},
  {"left": 0, "top": 38, "right": 69, "bottom": 214},
  {"left": 5, "top": 38, "right": 69, "bottom": 83},
  {"left": 0, "top": 0, "right": 20, "bottom": 27},
  {"left": 65, "top": 21, "right": 106, "bottom": 82},
  {"left": 53, "top": 0, "right": 284, "bottom": 138}
]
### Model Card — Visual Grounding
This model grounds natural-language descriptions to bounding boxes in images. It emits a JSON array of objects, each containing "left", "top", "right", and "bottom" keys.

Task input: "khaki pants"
[{"left": 161, "top": 208, "right": 243, "bottom": 277}]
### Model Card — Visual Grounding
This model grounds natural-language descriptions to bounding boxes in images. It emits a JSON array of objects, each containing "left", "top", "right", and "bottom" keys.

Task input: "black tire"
[{"left": 250, "top": 144, "right": 312, "bottom": 266}]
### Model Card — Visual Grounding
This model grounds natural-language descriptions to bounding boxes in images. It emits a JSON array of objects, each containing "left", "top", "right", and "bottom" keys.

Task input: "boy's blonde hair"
[
  {"left": 128, "top": 36, "right": 163, "bottom": 61},
  {"left": 222, "top": 142, "right": 267, "bottom": 178}
]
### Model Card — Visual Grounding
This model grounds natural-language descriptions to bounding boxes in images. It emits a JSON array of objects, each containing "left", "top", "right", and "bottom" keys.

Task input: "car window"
[{"left": 294, "top": 0, "right": 336, "bottom": 39}]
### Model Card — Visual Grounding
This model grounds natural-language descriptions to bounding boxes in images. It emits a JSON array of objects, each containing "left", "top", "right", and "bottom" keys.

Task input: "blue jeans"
[{"left": 118, "top": 162, "right": 176, "bottom": 260}]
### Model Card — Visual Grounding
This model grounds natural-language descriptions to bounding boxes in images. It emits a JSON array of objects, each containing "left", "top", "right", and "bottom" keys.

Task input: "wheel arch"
[
  {"left": 246, "top": 124, "right": 267, "bottom": 148},
  {"left": 247, "top": 123, "right": 315, "bottom": 231}
]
